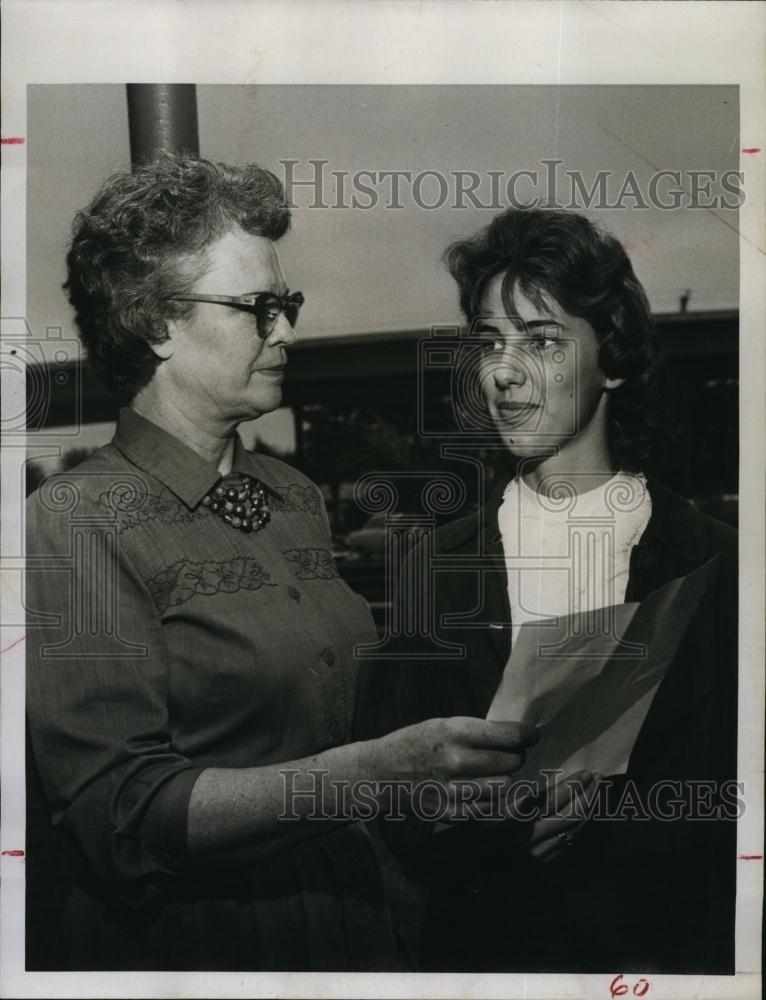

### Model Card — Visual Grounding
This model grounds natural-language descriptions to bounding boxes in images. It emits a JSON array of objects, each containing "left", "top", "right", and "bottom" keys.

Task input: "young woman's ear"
[{"left": 604, "top": 375, "right": 626, "bottom": 391}]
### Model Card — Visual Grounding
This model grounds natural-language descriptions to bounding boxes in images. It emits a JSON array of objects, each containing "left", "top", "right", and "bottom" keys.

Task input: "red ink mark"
[
  {"left": 738, "top": 854, "right": 763, "bottom": 860},
  {"left": 0, "top": 634, "right": 26, "bottom": 655},
  {"left": 0, "top": 137, "right": 25, "bottom": 145},
  {"left": 741, "top": 148, "right": 761, "bottom": 154},
  {"left": 610, "top": 975, "right": 651, "bottom": 998},
  {"left": 610, "top": 975, "right": 629, "bottom": 998},
  {"left": 1, "top": 850, "right": 25, "bottom": 858}
]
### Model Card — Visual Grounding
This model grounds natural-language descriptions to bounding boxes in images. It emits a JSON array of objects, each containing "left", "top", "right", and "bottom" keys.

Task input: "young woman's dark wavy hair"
[
  {"left": 444, "top": 207, "right": 671, "bottom": 471},
  {"left": 65, "top": 152, "right": 291, "bottom": 401}
]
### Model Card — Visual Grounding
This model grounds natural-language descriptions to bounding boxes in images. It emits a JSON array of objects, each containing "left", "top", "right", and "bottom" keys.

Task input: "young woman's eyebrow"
[
  {"left": 473, "top": 318, "right": 564, "bottom": 335},
  {"left": 524, "top": 319, "right": 563, "bottom": 330}
]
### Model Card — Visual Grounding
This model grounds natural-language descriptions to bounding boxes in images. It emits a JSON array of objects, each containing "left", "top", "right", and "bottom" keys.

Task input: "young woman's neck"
[
  {"left": 521, "top": 458, "right": 619, "bottom": 497},
  {"left": 519, "top": 405, "right": 618, "bottom": 497}
]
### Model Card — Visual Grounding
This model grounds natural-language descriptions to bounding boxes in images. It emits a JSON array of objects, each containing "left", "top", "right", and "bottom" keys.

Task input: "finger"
[
  {"left": 414, "top": 775, "right": 513, "bottom": 814},
  {"left": 454, "top": 774, "right": 517, "bottom": 801},
  {"left": 442, "top": 772, "right": 552, "bottom": 820},
  {"left": 472, "top": 773, "right": 539, "bottom": 805},
  {"left": 530, "top": 839, "right": 566, "bottom": 862},
  {"left": 531, "top": 822, "right": 585, "bottom": 860},
  {"left": 531, "top": 769, "right": 595, "bottom": 815},
  {"left": 526, "top": 814, "right": 584, "bottom": 848},
  {"left": 530, "top": 840, "right": 557, "bottom": 861},
  {"left": 460, "top": 718, "right": 540, "bottom": 751},
  {"left": 555, "top": 771, "right": 596, "bottom": 812},
  {"left": 458, "top": 748, "right": 527, "bottom": 777},
  {"left": 562, "top": 772, "right": 607, "bottom": 819},
  {"left": 561, "top": 768, "right": 594, "bottom": 789},
  {"left": 506, "top": 769, "right": 593, "bottom": 816}
]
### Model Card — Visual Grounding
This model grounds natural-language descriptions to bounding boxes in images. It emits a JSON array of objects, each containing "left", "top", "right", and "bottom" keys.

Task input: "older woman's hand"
[
  {"left": 363, "top": 716, "right": 539, "bottom": 821},
  {"left": 374, "top": 716, "right": 538, "bottom": 780}
]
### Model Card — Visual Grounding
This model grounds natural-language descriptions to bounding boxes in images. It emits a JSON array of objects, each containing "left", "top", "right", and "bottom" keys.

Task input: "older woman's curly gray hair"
[{"left": 65, "top": 153, "right": 291, "bottom": 401}]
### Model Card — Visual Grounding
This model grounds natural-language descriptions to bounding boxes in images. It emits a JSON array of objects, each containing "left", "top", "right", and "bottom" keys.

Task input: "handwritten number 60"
[{"left": 610, "top": 975, "right": 651, "bottom": 998}]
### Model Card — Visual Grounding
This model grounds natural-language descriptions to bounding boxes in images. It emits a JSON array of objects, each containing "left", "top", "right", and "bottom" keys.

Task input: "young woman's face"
[{"left": 475, "top": 273, "right": 614, "bottom": 469}]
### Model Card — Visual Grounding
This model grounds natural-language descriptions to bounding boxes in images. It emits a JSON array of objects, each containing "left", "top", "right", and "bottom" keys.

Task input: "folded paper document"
[{"left": 486, "top": 557, "right": 719, "bottom": 778}]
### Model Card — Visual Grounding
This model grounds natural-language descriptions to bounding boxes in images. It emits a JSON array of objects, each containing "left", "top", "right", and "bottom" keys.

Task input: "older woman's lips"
[{"left": 256, "top": 364, "right": 286, "bottom": 378}]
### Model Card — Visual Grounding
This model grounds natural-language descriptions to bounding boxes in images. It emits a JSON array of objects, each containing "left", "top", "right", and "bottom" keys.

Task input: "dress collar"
[
  {"left": 112, "top": 407, "right": 258, "bottom": 511},
  {"left": 438, "top": 472, "right": 709, "bottom": 564}
]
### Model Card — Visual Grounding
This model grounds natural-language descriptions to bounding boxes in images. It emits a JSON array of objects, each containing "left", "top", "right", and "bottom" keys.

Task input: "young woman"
[{"left": 360, "top": 208, "right": 738, "bottom": 973}]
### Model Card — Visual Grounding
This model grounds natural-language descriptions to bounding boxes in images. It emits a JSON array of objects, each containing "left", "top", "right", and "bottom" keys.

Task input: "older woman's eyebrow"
[{"left": 241, "top": 284, "right": 289, "bottom": 297}]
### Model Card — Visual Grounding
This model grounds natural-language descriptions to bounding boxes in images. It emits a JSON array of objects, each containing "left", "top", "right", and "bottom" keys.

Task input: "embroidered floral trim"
[
  {"left": 147, "top": 556, "right": 276, "bottom": 612},
  {"left": 282, "top": 547, "right": 338, "bottom": 580},
  {"left": 98, "top": 481, "right": 322, "bottom": 532},
  {"left": 269, "top": 484, "right": 322, "bottom": 515},
  {"left": 97, "top": 487, "right": 207, "bottom": 534}
]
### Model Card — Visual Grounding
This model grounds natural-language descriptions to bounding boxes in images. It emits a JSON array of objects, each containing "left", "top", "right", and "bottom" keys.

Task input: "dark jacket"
[{"left": 356, "top": 477, "right": 738, "bottom": 974}]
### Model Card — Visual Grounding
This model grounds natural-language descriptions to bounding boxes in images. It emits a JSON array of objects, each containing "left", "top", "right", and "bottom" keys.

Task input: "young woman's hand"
[{"left": 507, "top": 768, "right": 603, "bottom": 862}]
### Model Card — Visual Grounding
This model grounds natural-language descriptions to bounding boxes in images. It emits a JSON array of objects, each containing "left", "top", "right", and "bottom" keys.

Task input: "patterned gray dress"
[{"left": 26, "top": 407, "right": 400, "bottom": 971}]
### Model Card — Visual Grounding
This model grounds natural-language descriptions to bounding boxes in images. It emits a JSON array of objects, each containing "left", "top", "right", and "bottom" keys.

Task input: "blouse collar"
[{"left": 112, "top": 407, "right": 258, "bottom": 511}]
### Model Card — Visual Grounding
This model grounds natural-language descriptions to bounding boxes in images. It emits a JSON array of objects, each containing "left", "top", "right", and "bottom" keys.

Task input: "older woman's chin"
[{"left": 241, "top": 383, "right": 285, "bottom": 419}]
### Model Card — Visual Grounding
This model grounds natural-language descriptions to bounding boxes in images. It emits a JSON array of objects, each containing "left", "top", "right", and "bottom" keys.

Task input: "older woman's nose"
[{"left": 268, "top": 310, "right": 298, "bottom": 347}]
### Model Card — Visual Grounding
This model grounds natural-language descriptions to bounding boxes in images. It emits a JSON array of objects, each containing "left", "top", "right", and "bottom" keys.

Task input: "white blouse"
[{"left": 497, "top": 471, "right": 652, "bottom": 643}]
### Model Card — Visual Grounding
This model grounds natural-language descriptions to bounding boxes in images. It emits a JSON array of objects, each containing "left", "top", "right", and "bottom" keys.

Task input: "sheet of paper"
[{"left": 487, "top": 556, "right": 720, "bottom": 778}]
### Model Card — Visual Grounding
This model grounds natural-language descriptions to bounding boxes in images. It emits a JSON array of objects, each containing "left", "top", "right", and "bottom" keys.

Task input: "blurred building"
[{"left": 27, "top": 308, "right": 739, "bottom": 526}]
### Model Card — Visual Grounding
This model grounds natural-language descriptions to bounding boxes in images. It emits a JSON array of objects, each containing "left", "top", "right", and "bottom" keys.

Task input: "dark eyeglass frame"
[{"left": 165, "top": 290, "right": 305, "bottom": 338}]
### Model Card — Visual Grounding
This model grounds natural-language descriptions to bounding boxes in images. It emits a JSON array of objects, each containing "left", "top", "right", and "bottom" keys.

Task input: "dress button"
[
  {"left": 321, "top": 648, "right": 336, "bottom": 666},
  {"left": 329, "top": 723, "right": 343, "bottom": 742},
  {"left": 287, "top": 586, "right": 301, "bottom": 601}
]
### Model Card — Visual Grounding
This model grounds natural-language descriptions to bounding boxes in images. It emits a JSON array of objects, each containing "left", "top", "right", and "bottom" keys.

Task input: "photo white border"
[{"left": 2, "top": 2, "right": 763, "bottom": 998}]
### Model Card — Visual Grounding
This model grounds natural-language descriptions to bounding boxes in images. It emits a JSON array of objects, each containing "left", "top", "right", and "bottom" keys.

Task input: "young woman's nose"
[{"left": 492, "top": 356, "right": 527, "bottom": 389}]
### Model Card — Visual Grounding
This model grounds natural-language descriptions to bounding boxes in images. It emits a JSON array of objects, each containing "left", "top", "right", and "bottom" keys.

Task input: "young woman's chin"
[{"left": 500, "top": 434, "right": 560, "bottom": 460}]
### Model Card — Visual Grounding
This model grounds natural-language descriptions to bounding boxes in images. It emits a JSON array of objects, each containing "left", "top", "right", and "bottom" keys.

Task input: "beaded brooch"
[{"left": 202, "top": 474, "right": 270, "bottom": 533}]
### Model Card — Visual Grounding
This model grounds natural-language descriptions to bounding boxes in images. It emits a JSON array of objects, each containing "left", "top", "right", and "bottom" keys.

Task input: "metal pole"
[{"left": 126, "top": 84, "right": 199, "bottom": 166}]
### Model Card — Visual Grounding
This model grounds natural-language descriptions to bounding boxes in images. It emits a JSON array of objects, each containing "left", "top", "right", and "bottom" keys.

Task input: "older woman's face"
[{"left": 160, "top": 227, "right": 296, "bottom": 422}]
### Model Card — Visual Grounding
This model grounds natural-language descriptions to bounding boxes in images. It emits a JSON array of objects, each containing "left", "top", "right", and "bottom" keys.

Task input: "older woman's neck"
[{"left": 131, "top": 390, "right": 238, "bottom": 470}]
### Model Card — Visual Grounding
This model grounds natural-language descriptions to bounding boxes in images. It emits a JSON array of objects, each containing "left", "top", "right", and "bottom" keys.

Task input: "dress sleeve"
[{"left": 25, "top": 483, "right": 202, "bottom": 899}]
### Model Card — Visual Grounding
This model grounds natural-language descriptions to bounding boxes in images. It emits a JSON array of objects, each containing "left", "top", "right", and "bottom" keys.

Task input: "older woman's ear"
[
  {"left": 148, "top": 323, "right": 177, "bottom": 361},
  {"left": 604, "top": 375, "right": 626, "bottom": 391}
]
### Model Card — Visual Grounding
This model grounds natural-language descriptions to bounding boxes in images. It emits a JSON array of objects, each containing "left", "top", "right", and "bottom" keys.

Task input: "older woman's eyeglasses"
[{"left": 166, "top": 290, "right": 304, "bottom": 338}]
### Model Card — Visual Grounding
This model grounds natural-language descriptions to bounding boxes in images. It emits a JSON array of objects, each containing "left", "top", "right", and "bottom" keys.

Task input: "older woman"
[
  {"left": 360, "top": 207, "right": 738, "bottom": 973},
  {"left": 25, "top": 154, "right": 537, "bottom": 971}
]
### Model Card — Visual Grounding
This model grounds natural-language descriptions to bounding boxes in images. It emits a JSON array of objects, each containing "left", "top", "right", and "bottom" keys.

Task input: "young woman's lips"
[{"left": 495, "top": 401, "right": 540, "bottom": 422}]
